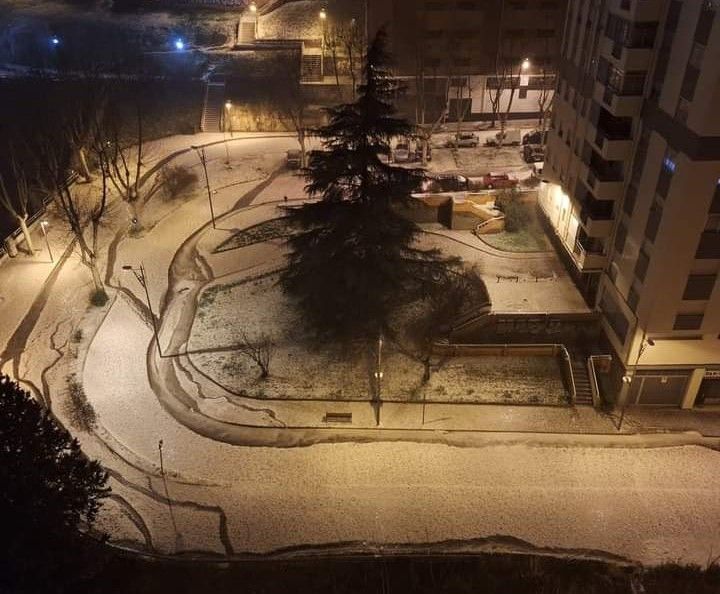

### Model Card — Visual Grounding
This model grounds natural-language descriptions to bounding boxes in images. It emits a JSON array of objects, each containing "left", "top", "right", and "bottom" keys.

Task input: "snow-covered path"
[{"left": 3, "top": 131, "right": 720, "bottom": 567}]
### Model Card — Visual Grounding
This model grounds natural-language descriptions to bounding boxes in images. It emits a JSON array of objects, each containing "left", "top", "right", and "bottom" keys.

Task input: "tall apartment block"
[{"left": 539, "top": 0, "right": 720, "bottom": 408}]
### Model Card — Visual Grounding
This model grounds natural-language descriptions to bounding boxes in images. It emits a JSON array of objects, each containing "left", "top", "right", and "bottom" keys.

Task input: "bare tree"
[
  {"left": 35, "top": 124, "right": 111, "bottom": 298},
  {"left": 270, "top": 52, "right": 310, "bottom": 168},
  {"left": 0, "top": 146, "right": 36, "bottom": 254},
  {"left": 536, "top": 71, "right": 554, "bottom": 134},
  {"left": 102, "top": 107, "right": 162, "bottom": 230},
  {"left": 237, "top": 331, "right": 275, "bottom": 379},
  {"left": 338, "top": 19, "right": 364, "bottom": 100}
]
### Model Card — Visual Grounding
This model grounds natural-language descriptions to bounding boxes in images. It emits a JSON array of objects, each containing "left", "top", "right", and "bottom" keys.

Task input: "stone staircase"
[
  {"left": 301, "top": 54, "right": 322, "bottom": 82},
  {"left": 200, "top": 81, "right": 225, "bottom": 132},
  {"left": 571, "top": 355, "right": 594, "bottom": 406}
]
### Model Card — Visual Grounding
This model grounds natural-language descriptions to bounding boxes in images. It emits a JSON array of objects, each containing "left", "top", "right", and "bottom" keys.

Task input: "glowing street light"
[
  {"left": 39, "top": 220, "right": 53, "bottom": 263},
  {"left": 50, "top": 36, "right": 60, "bottom": 47},
  {"left": 249, "top": 1, "right": 257, "bottom": 12},
  {"left": 618, "top": 336, "right": 655, "bottom": 431},
  {"left": 521, "top": 57, "right": 531, "bottom": 71},
  {"left": 174, "top": 38, "right": 185, "bottom": 51},
  {"left": 319, "top": 7, "right": 327, "bottom": 19}
]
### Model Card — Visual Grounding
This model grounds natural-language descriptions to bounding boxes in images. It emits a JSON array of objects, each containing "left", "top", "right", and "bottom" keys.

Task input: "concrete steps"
[
  {"left": 201, "top": 82, "right": 225, "bottom": 132},
  {"left": 571, "top": 356, "right": 594, "bottom": 406},
  {"left": 302, "top": 54, "right": 322, "bottom": 82}
]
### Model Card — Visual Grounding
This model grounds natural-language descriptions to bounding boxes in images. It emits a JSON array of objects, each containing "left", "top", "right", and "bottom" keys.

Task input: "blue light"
[
  {"left": 663, "top": 156, "right": 676, "bottom": 173},
  {"left": 174, "top": 39, "right": 185, "bottom": 50},
  {"left": 51, "top": 36, "right": 60, "bottom": 46}
]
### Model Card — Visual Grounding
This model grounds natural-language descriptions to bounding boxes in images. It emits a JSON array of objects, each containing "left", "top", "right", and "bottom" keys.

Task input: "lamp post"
[
  {"left": 249, "top": 1, "right": 258, "bottom": 40},
  {"left": 319, "top": 7, "right": 327, "bottom": 79},
  {"left": 122, "top": 263, "right": 163, "bottom": 357},
  {"left": 223, "top": 100, "right": 233, "bottom": 168},
  {"left": 372, "top": 334, "right": 383, "bottom": 426},
  {"left": 618, "top": 332, "right": 654, "bottom": 431},
  {"left": 158, "top": 439, "right": 179, "bottom": 546},
  {"left": 191, "top": 145, "right": 216, "bottom": 229},
  {"left": 39, "top": 220, "right": 53, "bottom": 263}
]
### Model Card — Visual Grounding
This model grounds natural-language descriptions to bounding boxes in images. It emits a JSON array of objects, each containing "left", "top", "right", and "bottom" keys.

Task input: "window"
[
  {"left": 614, "top": 221, "right": 628, "bottom": 253},
  {"left": 644, "top": 200, "right": 663, "bottom": 242},
  {"left": 694, "top": 0, "right": 716, "bottom": 46},
  {"left": 711, "top": 180, "right": 720, "bottom": 214},
  {"left": 673, "top": 314, "right": 704, "bottom": 330},
  {"left": 634, "top": 248, "right": 650, "bottom": 282},
  {"left": 624, "top": 184, "right": 637, "bottom": 216},
  {"left": 683, "top": 275, "right": 716, "bottom": 300},
  {"left": 696, "top": 231, "right": 720, "bottom": 259},
  {"left": 600, "top": 291, "right": 630, "bottom": 343},
  {"left": 627, "top": 285, "right": 640, "bottom": 312}
]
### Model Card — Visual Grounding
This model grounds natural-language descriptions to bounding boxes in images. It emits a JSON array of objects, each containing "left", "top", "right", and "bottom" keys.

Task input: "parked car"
[
  {"left": 482, "top": 172, "right": 518, "bottom": 189},
  {"left": 420, "top": 173, "right": 469, "bottom": 193},
  {"left": 450, "top": 132, "right": 479, "bottom": 147},
  {"left": 523, "top": 144, "right": 545, "bottom": 163},
  {"left": 485, "top": 129, "right": 522, "bottom": 146},
  {"left": 522, "top": 130, "right": 548, "bottom": 145},
  {"left": 393, "top": 142, "right": 411, "bottom": 163},
  {"left": 286, "top": 149, "right": 302, "bottom": 169}
]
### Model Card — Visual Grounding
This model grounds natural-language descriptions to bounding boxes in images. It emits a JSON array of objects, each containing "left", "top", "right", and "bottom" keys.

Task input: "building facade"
[
  {"left": 539, "top": 0, "right": 720, "bottom": 408},
  {"left": 367, "top": 0, "right": 567, "bottom": 121}
]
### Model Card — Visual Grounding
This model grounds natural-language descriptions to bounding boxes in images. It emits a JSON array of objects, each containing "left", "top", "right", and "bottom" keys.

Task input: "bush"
[
  {"left": 496, "top": 190, "right": 531, "bottom": 232},
  {"left": 160, "top": 164, "right": 198, "bottom": 201},
  {"left": 90, "top": 290, "right": 109, "bottom": 307},
  {"left": 65, "top": 376, "right": 97, "bottom": 432}
]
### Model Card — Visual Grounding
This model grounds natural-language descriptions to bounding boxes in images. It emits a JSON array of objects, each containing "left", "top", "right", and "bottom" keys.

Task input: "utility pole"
[
  {"left": 191, "top": 145, "right": 216, "bottom": 229},
  {"left": 372, "top": 333, "right": 383, "bottom": 426}
]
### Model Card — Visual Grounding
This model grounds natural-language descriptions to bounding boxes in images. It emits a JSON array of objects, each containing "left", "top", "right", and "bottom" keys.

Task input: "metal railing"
[{"left": 587, "top": 355, "right": 603, "bottom": 408}]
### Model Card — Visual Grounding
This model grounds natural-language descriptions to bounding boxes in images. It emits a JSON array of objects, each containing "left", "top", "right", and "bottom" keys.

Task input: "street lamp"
[
  {"left": 319, "top": 7, "right": 327, "bottom": 79},
  {"left": 39, "top": 220, "right": 53, "bottom": 263},
  {"left": 191, "top": 145, "right": 217, "bottom": 229},
  {"left": 618, "top": 335, "right": 655, "bottom": 431},
  {"left": 249, "top": 1, "right": 259, "bottom": 39},
  {"left": 122, "top": 263, "right": 163, "bottom": 357},
  {"left": 50, "top": 36, "right": 60, "bottom": 47},
  {"left": 521, "top": 57, "right": 531, "bottom": 71},
  {"left": 223, "top": 101, "right": 233, "bottom": 167},
  {"left": 174, "top": 38, "right": 185, "bottom": 51}
]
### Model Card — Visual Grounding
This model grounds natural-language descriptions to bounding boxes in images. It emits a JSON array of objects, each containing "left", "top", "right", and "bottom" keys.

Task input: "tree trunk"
[
  {"left": 128, "top": 200, "right": 143, "bottom": 231},
  {"left": 89, "top": 257, "right": 105, "bottom": 294},
  {"left": 298, "top": 129, "right": 307, "bottom": 168},
  {"left": 78, "top": 147, "right": 92, "bottom": 182},
  {"left": 17, "top": 215, "right": 35, "bottom": 254}
]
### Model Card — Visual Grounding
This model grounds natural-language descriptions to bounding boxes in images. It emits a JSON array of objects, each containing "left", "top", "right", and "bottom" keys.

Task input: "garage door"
[
  {"left": 627, "top": 372, "right": 690, "bottom": 406},
  {"left": 697, "top": 378, "right": 720, "bottom": 406}
]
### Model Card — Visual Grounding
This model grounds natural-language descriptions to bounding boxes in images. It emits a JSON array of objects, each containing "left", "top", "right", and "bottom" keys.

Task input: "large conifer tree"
[
  {"left": 0, "top": 375, "right": 110, "bottom": 592},
  {"left": 282, "top": 30, "right": 455, "bottom": 339}
]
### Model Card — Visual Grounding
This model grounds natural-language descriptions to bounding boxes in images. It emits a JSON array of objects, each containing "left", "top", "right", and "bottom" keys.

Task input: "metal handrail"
[{"left": 587, "top": 355, "right": 602, "bottom": 408}]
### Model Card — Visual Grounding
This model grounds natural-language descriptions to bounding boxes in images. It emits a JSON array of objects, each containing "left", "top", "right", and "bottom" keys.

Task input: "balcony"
[
  {"left": 593, "top": 81, "right": 643, "bottom": 117},
  {"left": 572, "top": 241, "right": 608, "bottom": 270},
  {"left": 587, "top": 169, "right": 624, "bottom": 200},
  {"left": 588, "top": 110, "right": 634, "bottom": 160},
  {"left": 578, "top": 190, "right": 615, "bottom": 237},
  {"left": 610, "top": 0, "right": 663, "bottom": 22},
  {"left": 600, "top": 36, "right": 653, "bottom": 71}
]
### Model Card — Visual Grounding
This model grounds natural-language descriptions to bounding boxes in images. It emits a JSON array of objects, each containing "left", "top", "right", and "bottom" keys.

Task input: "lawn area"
[
  {"left": 188, "top": 274, "right": 568, "bottom": 405},
  {"left": 479, "top": 223, "right": 552, "bottom": 253}
]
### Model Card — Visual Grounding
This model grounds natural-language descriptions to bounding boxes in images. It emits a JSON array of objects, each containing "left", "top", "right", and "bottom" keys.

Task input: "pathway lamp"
[
  {"left": 122, "top": 263, "right": 163, "bottom": 357},
  {"left": 191, "top": 145, "right": 217, "bottom": 229},
  {"left": 618, "top": 336, "right": 654, "bottom": 431},
  {"left": 39, "top": 220, "right": 53, "bottom": 263}
]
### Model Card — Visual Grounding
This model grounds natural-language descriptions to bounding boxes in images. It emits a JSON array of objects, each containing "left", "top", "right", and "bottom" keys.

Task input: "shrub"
[
  {"left": 65, "top": 376, "right": 97, "bottom": 432},
  {"left": 72, "top": 328, "right": 83, "bottom": 343},
  {"left": 160, "top": 164, "right": 198, "bottom": 201},
  {"left": 89, "top": 290, "right": 109, "bottom": 307},
  {"left": 503, "top": 200, "right": 531, "bottom": 232}
]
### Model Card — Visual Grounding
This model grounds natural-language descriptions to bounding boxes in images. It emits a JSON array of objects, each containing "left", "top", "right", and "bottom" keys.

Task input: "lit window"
[{"left": 663, "top": 156, "right": 676, "bottom": 173}]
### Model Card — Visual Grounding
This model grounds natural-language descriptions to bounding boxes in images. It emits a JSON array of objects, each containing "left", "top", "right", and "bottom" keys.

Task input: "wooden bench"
[{"left": 323, "top": 412, "right": 352, "bottom": 424}]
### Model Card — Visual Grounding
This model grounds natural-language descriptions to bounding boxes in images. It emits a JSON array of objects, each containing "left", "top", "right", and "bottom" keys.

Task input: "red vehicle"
[{"left": 482, "top": 172, "right": 518, "bottom": 189}]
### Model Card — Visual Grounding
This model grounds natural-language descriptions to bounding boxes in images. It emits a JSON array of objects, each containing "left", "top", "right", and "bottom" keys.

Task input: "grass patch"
[
  {"left": 215, "top": 218, "right": 295, "bottom": 252},
  {"left": 65, "top": 375, "right": 97, "bottom": 432},
  {"left": 479, "top": 224, "right": 551, "bottom": 253}
]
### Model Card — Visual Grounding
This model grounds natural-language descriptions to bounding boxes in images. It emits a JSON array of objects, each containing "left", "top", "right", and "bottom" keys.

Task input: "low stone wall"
[{"left": 433, "top": 343, "right": 564, "bottom": 357}]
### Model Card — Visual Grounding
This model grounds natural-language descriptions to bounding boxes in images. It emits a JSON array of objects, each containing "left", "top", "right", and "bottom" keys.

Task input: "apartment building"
[
  {"left": 539, "top": 0, "right": 720, "bottom": 408},
  {"left": 366, "top": 0, "right": 566, "bottom": 121}
]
